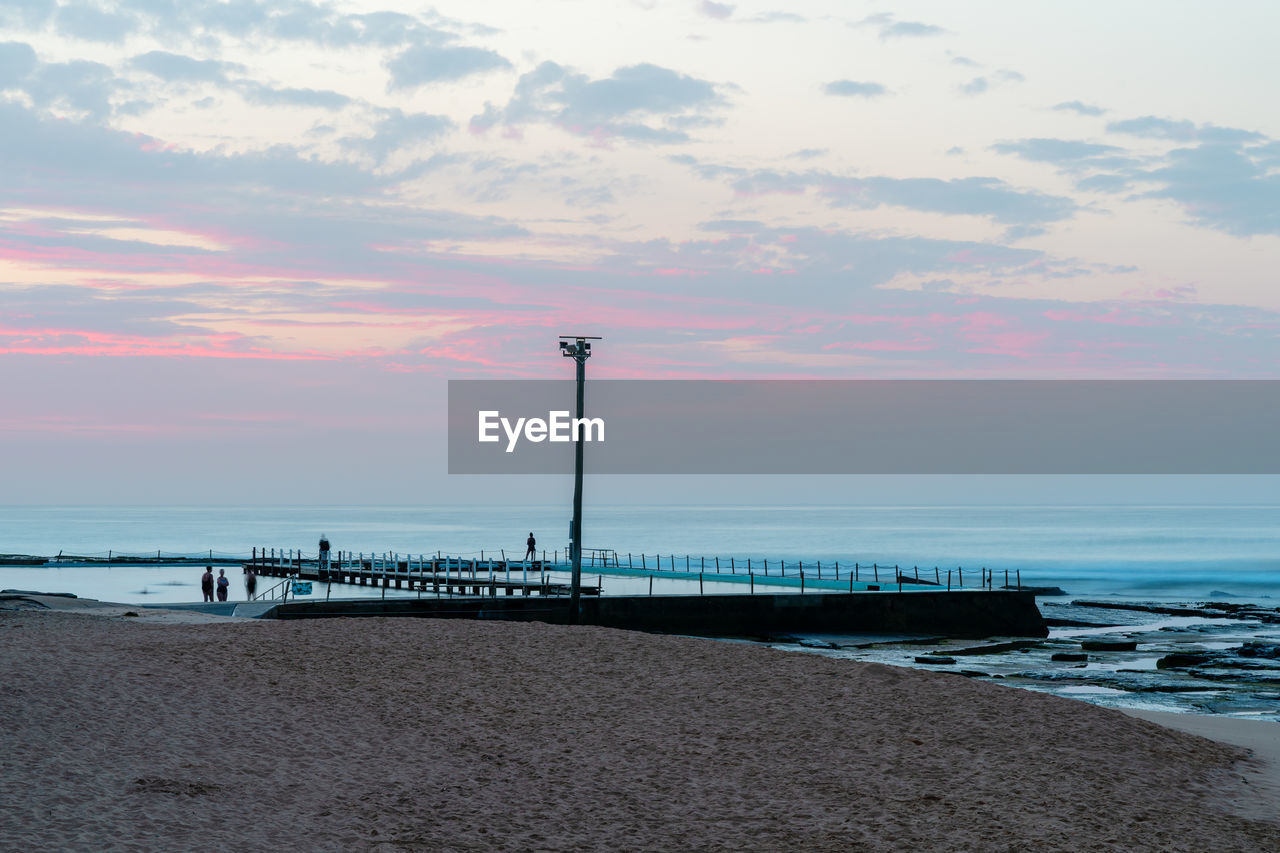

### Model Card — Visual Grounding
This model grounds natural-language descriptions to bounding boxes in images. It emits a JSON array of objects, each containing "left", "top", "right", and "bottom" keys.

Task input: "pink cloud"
[
  {"left": 1042, "top": 308, "right": 1169, "bottom": 327},
  {"left": 652, "top": 267, "right": 711, "bottom": 277},
  {"left": 958, "top": 311, "right": 1011, "bottom": 333},
  {"left": 944, "top": 249, "right": 1009, "bottom": 265},
  {"left": 0, "top": 325, "right": 334, "bottom": 360},
  {"left": 825, "top": 338, "right": 935, "bottom": 352},
  {"left": 964, "top": 331, "right": 1048, "bottom": 357}
]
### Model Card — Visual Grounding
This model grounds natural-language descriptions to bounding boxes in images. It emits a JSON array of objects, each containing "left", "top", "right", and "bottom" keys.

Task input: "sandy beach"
[{"left": 2, "top": 600, "right": 1277, "bottom": 852}]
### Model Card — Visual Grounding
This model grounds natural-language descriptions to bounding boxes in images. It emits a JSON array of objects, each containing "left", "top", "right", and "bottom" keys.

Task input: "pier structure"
[
  {"left": 242, "top": 548, "right": 599, "bottom": 600},
  {"left": 0, "top": 547, "right": 1050, "bottom": 637},
  {"left": 0, "top": 547, "right": 1035, "bottom": 597},
  {"left": 238, "top": 544, "right": 1041, "bottom": 615}
]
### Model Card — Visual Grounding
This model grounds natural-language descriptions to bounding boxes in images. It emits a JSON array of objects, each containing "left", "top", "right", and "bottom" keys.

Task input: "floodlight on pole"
[{"left": 559, "top": 335, "right": 600, "bottom": 623}]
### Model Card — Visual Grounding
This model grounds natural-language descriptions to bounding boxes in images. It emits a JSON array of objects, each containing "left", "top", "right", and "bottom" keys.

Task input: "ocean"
[{"left": 1, "top": 503, "right": 1276, "bottom": 603}]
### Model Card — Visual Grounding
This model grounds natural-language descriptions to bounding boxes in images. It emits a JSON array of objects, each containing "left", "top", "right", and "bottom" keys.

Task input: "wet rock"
[
  {"left": 1188, "top": 669, "right": 1280, "bottom": 686},
  {"left": 1052, "top": 652, "right": 1088, "bottom": 662},
  {"left": 1044, "top": 617, "right": 1111, "bottom": 628},
  {"left": 915, "top": 655, "right": 956, "bottom": 665},
  {"left": 950, "top": 640, "right": 1041, "bottom": 656},
  {"left": 1011, "top": 670, "right": 1089, "bottom": 682},
  {"left": 1237, "top": 642, "right": 1280, "bottom": 659},
  {"left": 1070, "top": 600, "right": 1280, "bottom": 624},
  {"left": 1000, "top": 585, "right": 1068, "bottom": 596},
  {"left": 1073, "top": 601, "right": 1215, "bottom": 618},
  {"left": 1157, "top": 653, "right": 1212, "bottom": 669},
  {"left": 1081, "top": 639, "right": 1138, "bottom": 652},
  {"left": 1198, "top": 657, "right": 1280, "bottom": 672}
]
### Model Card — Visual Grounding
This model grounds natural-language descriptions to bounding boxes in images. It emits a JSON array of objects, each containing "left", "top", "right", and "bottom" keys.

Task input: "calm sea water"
[{"left": 0, "top": 504, "right": 1277, "bottom": 603}]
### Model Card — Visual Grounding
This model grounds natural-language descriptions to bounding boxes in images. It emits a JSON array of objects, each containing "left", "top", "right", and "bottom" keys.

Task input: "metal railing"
[{"left": 252, "top": 574, "right": 298, "bottom": 603}]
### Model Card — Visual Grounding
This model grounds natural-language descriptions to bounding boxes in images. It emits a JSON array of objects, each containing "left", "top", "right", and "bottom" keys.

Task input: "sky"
[{"left": 2, "top": 0, "right": 1279, "bottom": 503}]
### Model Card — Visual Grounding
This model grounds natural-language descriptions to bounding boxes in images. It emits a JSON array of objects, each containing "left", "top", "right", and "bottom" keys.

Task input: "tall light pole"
[{"left": 559, "top": 334, "right": 600, "bottom": 623}]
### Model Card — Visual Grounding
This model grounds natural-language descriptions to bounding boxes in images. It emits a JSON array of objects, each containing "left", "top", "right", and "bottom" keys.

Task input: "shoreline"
[
  {"left": 1119, "top": 708, "right": 1280, "bottom": 823},
  {"left": 9, "top": 590, "right": 1280, "bottom": 717}
]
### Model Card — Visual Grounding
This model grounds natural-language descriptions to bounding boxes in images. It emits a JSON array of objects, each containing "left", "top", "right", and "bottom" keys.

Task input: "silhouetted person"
[
  {"left": 524, "top": 532, "right": 536, "bottom": 562},
  {"left": 245, "top": 567, "right": 257, "bottom": 600},
  {"left": 216, "top": 568, "right": 230, "bottom": 602},
  {"left": 200, "top": 566, "right": 215, "bottom": 602},
  {"left": 319, "top": 534, "right": 331, "bottom": 576}
]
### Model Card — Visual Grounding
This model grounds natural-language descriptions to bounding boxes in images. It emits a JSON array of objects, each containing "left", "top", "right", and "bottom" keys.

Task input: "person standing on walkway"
[
  {"left": 216, "top": 568, "right": 230, "bottom": 602},
  {"left": 524, "top": 532, "right": 537, "bottom": 562},
  {"left": 200, "top": 566, "right": 215, "bottom": 602},
  {"left": 245, "top": 567, "right": 257, "bottom": 600}
]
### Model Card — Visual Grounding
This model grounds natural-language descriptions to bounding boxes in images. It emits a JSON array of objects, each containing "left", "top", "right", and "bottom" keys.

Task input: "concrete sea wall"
[{"left": 265, "top": 589, "right": 1048, "bottom": 638}]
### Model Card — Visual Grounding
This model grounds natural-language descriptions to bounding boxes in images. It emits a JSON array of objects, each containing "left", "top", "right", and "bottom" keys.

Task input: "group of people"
[
  {"left": 197, "top": 532, "right": 539, "bottom": 603},
  {"left": 200, "top": 566, "right": 256, "bottom": 602}
]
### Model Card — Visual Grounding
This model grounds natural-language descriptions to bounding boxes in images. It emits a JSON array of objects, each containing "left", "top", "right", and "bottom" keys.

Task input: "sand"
[{"left": 1, "top": 603, "right": 1277, "bottom": 852}]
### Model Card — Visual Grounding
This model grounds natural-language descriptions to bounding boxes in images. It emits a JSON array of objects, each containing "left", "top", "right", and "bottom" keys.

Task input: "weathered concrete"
[
  {"left": 262, "top": 589, "right": 1048, "bottom": 639},
  {"left": 141, "top": 601, "right": 242, "bottom": 616}
]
